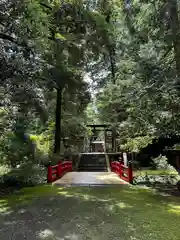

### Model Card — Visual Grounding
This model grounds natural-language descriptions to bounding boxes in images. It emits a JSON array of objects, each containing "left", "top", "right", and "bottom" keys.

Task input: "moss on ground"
[{"left": 0, "top": 184, "right": 180, "bottom": 239}]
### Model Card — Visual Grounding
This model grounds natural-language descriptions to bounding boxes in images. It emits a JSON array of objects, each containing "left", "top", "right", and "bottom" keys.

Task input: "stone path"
[{"left": 53, "top": 172, "right": 128, "bottom": 186}]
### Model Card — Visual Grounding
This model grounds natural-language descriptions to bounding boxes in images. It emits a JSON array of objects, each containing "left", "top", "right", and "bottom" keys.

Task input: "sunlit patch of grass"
[
  {"left": 0, "top": 206, "right": 10, "bottom": 213},
  {"left": 38, "top": 229, "right": 55, "bottom": 239},
  {"left": 0, "top": 199, "right": 7, "bottom": 204},
  {"left": 1, "top": 185, "right": 61, "bottom": 207},
  {"left": 57, "top": 189, "right": 111, "bottom": 202},
  {"left": 116, "top": 202, "right": 132, "bottom": 209},
  {"left": 0, "top": 199, "right": 8, "bottom": 208},
  {"left": 168, "top": 204, "right": 180, "bottom": 214},
  {"left": 57, "top": 190, "right": 75, "bottom": 198},
  {"left": 134, "top": 169, "right": 178, "bottom": 176},
  {"left": 0, "top": 199, "right": 11, "bottom": 215},
  {"left": 19, "top": 185, "right": 60, "bottom": 196}
]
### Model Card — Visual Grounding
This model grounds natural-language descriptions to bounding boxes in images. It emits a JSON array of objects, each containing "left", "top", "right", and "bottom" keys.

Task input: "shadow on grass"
[{"left": 0, "top": 185, "right": 180, "bottom": 240}]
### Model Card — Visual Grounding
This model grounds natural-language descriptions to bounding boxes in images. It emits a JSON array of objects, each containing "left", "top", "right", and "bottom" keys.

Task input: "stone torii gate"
[{"left": 86, "top": 124, "right": 117, "bottom": 153}]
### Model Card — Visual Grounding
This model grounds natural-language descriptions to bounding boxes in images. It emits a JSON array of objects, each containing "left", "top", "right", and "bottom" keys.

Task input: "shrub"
[
  {"left": 0, "top": 163, "right": 47, "bottom": 190},
  {"left": 151, "top": 154, "right": 176, "bottom": 171},
  {"left": 0, "top": 164, "right": 11, "bottom": 176},
  {"left": 121, "top": 136, "right": 154, "bottom": 153},
  {"left": 133, "top": 174, "right": 178, "bottom": 186}
]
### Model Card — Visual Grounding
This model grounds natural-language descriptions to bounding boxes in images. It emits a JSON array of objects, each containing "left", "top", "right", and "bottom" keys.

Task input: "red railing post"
[
  {"left": 119, "top": 162, "right": 123, "bottom": 178},
  {"left": 111, "top": 160, "right": 133, "bottom": 183},
  {"left": 57, "top": 160, "right": 62, "bottom": 178},
  {"left": 128, "top": 161, "right": 133, "bottom": 183},
  {"left": 47, "top": 162, "right": 53, "bottom": 183},
  {"left": 69, "top": 162, "right": 72, "bottom": 171}
]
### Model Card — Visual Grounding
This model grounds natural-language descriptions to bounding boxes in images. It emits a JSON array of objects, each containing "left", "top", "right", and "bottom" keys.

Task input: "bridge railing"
[
  {"left": 110, "top": 161, "right": 133, "bottom": 183},
  {"left": 47, "top": 160, "right": 73, "bottom": 183}
]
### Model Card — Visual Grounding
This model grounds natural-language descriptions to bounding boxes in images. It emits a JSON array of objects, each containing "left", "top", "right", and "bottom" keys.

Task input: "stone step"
[
  {"left": 78, "top": 153, "right": 108, "bottom": 172},
  {"left": 78, "top": 167, "right": 108, "bottom": 172},
  {"left": 78, "top": 169, "right": 108, "bottom": 172},
  {"left": 78, "top": 165, "right": 108, "bottom": 172},
  {"left": 79, "top": 163, "right": 106, "bottom": 167}
]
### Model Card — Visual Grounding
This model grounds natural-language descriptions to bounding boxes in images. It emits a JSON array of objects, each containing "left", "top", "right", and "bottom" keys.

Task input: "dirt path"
[{"left": 0, "top": 185, "right": 180, "bottom": 240}]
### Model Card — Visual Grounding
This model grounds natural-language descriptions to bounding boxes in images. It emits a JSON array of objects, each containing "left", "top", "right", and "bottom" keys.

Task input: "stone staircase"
[{"left": 78, "top": 153, "right": 108, "bottom": 172}]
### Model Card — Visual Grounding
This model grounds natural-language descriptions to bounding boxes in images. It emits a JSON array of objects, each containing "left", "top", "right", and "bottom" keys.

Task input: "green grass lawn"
[
  {"left": 134, "top": 169, "right": 178, "bottom": 176},
  {"left": 1, "top": 184, "right": 180, "bottom": 240}
]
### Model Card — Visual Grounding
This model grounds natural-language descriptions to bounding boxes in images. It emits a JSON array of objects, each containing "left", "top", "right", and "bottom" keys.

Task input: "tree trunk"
[
  {"left": 105, "top": 16, "right": 116, "bottom": 83},
  {"left": 103, "top": 4, "right": 117, "bottom": 150},
  {"left": 169, "top": 0, "right": 180, "bottom": 81},
  {"left": 112, "top": 127, "right": 116, "bottom": 152},
  {"left": 109, "top": 45, "right": 116, "bottom": 83},
  {"left": 54, "top": 87, "right": 62, "bottom": 154},
  {"left": 100, "top": 0, "right": 116, "bottom": 83}
]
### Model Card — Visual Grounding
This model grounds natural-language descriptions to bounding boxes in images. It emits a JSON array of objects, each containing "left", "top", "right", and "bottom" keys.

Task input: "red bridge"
[
  {"left": 47, "top": 124, "right": 134, "bottom": 186},
  {"left": 47, "top": 155, "right": 133, "bottom": 186}
]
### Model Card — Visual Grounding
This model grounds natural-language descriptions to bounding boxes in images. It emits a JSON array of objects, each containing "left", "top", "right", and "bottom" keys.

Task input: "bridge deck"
[{"left": 53, "top": 172, "right": 129, "bottom": 186}]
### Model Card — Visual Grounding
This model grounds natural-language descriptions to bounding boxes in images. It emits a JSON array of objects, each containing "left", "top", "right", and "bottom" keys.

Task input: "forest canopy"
[{"left": 1, "top": 0, "right": 180, "bottom": 166}]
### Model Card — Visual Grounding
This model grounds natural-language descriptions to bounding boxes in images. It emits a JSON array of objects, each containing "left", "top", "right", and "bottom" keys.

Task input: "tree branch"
[
  {"left": 0, "top": 32, "right": 17, "bottom": 43},
  {"left": 0, "top": 32, "right": 32, "bottom": 52},
  {"left": 40, "top": 3, "right": 52, "bottom": 10},
  {"left": 162, "top": 46, "right": 173, "bottom": 59}
]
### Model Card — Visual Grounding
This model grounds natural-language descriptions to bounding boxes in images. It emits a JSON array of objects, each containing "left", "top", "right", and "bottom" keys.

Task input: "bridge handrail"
[
  {"left": 47, "top": 160, "right": 73, "bottom": 183},
  {"left": 110, "top": 161, "right": 133, "bottom": 183}
]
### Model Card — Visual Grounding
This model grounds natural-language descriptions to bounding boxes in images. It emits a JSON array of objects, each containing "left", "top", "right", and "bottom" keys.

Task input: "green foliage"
[
  {"left": 2, "top": 0, "right": 180, "bottom": 173},
  {"left": 0, "top": 0, "right": 113, "bottom": 167},
  {"left": 121, "top": 136, "right": 154, "bottom": 152},
  {"left": 95, "top": 0, "right": 180, "bottom": 157},
  {"left": 0, "top": 165, "right": 11, "bottom": 177},
  {"left": 0, "top": 163, "right": 47, "bottom": 187}
]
